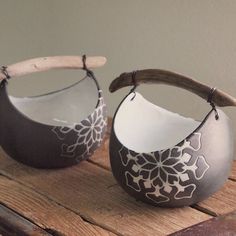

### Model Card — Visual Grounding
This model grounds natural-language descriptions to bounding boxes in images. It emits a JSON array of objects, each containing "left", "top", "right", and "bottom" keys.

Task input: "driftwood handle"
[
  {"left": 109, "top": 69, "right": 236, "bottom": 107},
  {"left": 0, "top": 56, "right": 107, "bottom": 80}
]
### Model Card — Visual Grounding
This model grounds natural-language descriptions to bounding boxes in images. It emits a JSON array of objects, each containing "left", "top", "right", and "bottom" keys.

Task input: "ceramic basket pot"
[
  {"left": 0, "top": 56, "right": 107, "bottom": 168},
  {"left": 109, "top": 69, "right": 235, "bottom": 207}
]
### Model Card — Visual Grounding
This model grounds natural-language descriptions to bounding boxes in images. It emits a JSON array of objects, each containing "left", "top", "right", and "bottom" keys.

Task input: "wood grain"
[
  {"left": 0, "top": 204, "right": 51, "bottom": 236},
  {"left": 0, "top": 175, "right": 114, "bottom": 236},
  {"left": 109, "top": 69, "right": 236, "bottom": 107},
  {"left": 0, "top": 56, "right": 107, "bottom": 80},
  {"left": 195, "top": 180, "right": 236, "bottom": 216},
  {"left": 0, "top": 150, "right": 210, "bottom": 236},
  {"left": 169, "top": 210, "right": 236, "bottom": 236}
]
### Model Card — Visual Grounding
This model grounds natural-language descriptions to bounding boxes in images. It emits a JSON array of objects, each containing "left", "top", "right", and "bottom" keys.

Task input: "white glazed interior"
[
  {"left": 8, "top": 77, "right": 99, "bottom": 126},
  {"left": 114, "top": 92, "right": 200, "bottom": 152}
]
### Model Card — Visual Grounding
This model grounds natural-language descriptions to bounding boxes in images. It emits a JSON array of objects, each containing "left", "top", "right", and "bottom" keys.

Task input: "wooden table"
[{"left": 0, "top": 121, "right": 235, "bottom": 236}]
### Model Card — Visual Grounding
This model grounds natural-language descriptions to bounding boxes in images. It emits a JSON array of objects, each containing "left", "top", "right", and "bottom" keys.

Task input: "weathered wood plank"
[
  {"left": 169, "top": 210, "right": 236, "bottom": 236},
  {"left": 195, "top": 180, "right": 236, "bottom": 216},
  {"left": 0, "top": 203, "right": 51, "bottom": 236},
  {"left": 0, "top": 175, "right": 115, "bottom": 236},
  {"left": 229, "top": 161, "right": 236, "bottom": 181},
  {"left": 0, "top": 150, "right": 210, "bottom": 236}
]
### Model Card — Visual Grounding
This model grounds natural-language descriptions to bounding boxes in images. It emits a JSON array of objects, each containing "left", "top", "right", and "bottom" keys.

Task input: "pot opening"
[
  {"left": 7, "top": 76, "right": 100, "bottom": 126},
  {"left": 114, "top": 92, "right": 203, "bottom": 153}
]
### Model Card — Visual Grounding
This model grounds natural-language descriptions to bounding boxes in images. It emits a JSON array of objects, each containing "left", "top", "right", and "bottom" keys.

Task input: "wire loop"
[
  {"left": 1, "top": 66, "right": 11, "bottom": 80},
  {"left": 207, "top": 87, "right": 219, "bottom": 120},
  {"left": 82, "top": 54, "right": 96, "bottom": 78},
  {"left": 129, "top": 70, "right": 138, "bottom": 101},
  {"left": 81, "top": 54, "right": 101, "bottom": 94},
  {"left": 82, "top": 55, "right": 88, "bottom": 71}
]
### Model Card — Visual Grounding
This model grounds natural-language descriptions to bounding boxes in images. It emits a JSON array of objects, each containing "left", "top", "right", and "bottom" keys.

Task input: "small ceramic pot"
[
  {"left": 109, "top": 69, "right": 235, "bottom": 207},
  {"left": 0, "top": 56, "right": 107, "bottom": 168}
]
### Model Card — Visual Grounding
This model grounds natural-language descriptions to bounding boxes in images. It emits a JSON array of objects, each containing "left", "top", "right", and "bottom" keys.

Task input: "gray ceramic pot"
[
  {"left": 0, "top": 56, "right": 107, "bottom": 168},
  {"left": 109, "top": 69, "right": 235, "bottom": 207}
]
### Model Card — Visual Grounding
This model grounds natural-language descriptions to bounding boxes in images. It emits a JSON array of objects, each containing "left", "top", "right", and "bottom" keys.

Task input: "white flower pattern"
[
  {"left": 52, "top": 92, "right": 107, "bottom": 163},
  {"left": 119, "top": 132, "right": 210, "bottom": 204}
]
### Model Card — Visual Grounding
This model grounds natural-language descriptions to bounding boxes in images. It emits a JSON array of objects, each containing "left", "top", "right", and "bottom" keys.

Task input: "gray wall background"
[{"left": 0, "top": 0, "right": 236, "bottom": 147}]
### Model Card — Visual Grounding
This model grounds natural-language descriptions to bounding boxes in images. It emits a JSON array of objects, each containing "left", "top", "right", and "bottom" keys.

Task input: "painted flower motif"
[
  {"left": 75, "top": 107, "right": 104, "bottom": 147},
  {"left": 119, "top": 132, "right": 210, "bottom": 204},
  {"left": 52, "top": 94, "right": 107, "bottom": 162},
  {"left": 137, "top": 151, "right": 183, "bottom": 188}
]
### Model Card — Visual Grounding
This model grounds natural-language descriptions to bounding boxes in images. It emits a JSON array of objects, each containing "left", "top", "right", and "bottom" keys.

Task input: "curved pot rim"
[
  {"left": 1, "top": 76, "right": 104, "bottom": 129},
  {"left": 111, "top": 92, "right": 218, "bottom": 154}
]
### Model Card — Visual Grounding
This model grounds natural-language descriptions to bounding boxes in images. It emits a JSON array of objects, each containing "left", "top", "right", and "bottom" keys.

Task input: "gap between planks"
[
  {"left": 169, "top": 210, "right": 236, "bottom": 236},
  {"left": 0, "top": 203, "right": 52, "bottom": 236},
  {"left": 0, "top": 164, "right": 120, "bottom": 236},
  {"left": 0, "top": 174, "right": 116, "bottom": 236}
]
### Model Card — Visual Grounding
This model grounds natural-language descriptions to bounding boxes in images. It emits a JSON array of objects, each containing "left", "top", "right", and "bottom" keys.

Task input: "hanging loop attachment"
[
  {"left": 1, "top": 66, "right": 11, "bottom": 80},
  {"left": 0, "top": 66, "right": 11, "bottom": 87},
  {"left": 207, "top": 87, "right": 219, "bottom": 120},
  {"left": 82, "top": 54, "right": 101, "bottom": 92},
  {"left": 82, "top": 54, "right": 96, "bottom": 79},
  {"left": 129, "top": 70, "right": 138, "bottom": 101}
]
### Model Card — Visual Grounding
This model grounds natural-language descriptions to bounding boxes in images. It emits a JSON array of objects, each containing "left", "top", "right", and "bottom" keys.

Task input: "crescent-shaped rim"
[
  {"left": 1, "top": 74, "right": 104, "bottom": 129},
  {"left": 111, "top": 92, "right": 216, "bottom": 154}
]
